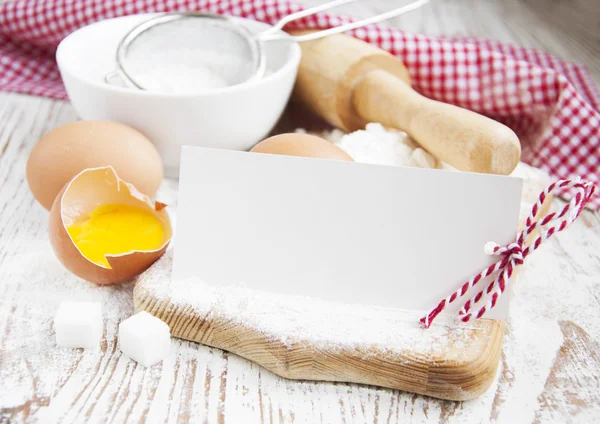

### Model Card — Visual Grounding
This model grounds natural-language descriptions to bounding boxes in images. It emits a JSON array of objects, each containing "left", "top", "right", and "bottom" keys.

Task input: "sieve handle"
[{"left": 258, "top": 0, "right": 429, "bottom": 43}]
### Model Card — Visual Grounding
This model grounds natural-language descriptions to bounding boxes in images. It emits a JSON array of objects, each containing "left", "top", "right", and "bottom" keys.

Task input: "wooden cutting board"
[
  {"left": 133, "top": 252, "right": 504, "bottom": 401},
  {"left": 132, "top": 157, "right": 552, "bottom": 401}
]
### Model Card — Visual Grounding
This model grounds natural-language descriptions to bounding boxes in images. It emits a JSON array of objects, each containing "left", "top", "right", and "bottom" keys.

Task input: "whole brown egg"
[
  {"left": 251, "top": 133, "right": 354, "bottom": 162},
  {"left": 26, "top": 120, "right": 163, "bottom": 210}
]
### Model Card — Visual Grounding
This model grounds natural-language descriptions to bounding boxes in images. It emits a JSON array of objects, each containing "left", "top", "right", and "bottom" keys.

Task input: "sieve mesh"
[
  {"left": 119, "top": 15, "right": 262, "bottom": 93},
  {"left": 109, "top": 1, "right": 429, "bottom": 93}
]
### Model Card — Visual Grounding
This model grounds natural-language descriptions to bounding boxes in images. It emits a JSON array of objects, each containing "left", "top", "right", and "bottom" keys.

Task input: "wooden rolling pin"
[{"left": 291, "top": 32, "right": 521, "bottom": 175}]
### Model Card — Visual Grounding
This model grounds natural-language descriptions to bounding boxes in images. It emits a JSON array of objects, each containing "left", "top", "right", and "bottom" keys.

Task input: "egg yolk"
[{"left": 67, "top": 204, "right": 165, "bottom": 269}]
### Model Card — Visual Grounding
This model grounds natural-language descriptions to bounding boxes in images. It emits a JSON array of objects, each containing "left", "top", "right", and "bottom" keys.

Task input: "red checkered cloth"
[{"left": 1, "top": 0, "right": 599, "bottom": 208}]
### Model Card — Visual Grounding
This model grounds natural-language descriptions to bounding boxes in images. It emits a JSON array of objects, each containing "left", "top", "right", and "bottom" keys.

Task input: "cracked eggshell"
[{"left": 48, "top": 166, "right": 172, "bottom": 285}]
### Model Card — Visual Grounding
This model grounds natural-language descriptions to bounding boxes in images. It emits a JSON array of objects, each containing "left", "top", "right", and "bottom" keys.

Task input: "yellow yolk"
[{"left": 67, "top": 204, "right": 165, "bottom": 268}]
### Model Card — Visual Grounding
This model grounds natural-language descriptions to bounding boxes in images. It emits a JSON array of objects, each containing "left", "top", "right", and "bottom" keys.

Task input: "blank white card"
[{"left": 172, "top": 147, "right": 523, "bottom": 320}]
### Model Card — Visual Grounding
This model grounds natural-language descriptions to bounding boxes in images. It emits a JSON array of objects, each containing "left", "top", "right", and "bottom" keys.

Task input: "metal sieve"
[{"left": 106, "top": 0, "right": 429, "bottom": 91}]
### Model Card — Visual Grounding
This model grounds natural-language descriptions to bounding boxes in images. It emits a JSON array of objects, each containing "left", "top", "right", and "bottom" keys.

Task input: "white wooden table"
[{"left": 1, "top": 1, "right": 600, "bottom": 422}]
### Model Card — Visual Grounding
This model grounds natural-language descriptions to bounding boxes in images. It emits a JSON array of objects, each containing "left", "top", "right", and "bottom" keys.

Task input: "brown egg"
[
  {"left": 49, "top": 167, "right": 172, "bottom": 285},
  {"left": 251, "top": 133, "right": 354, "bottom": 161},
  {"left": 27, "top": 120, "right": 163, "bottom": 210}
]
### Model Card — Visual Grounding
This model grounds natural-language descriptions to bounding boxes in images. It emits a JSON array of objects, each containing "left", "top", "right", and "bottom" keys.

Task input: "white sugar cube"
[
  {"left": 119, "top": 311, "right": 171, "bottom": 367},
  {"left": 55, "top": 301, "right": 103, "bottom": 349}
]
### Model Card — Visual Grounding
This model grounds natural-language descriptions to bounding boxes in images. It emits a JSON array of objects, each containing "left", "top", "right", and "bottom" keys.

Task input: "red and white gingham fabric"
[{"left": 1, "top": 0, "right": 599, "bottom": 208}]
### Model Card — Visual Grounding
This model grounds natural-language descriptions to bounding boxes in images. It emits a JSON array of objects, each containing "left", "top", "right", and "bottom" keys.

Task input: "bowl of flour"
[{"left": 57, "top": 14, "right": 301, "bottom": 177}]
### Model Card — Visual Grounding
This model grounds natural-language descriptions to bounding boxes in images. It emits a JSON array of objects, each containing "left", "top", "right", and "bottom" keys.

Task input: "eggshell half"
[
  {"left": 48, "top": 167, "right": 172, "bottom": 285},
  {"left": 251, "top": 133, "right": 354, "bottom": 161}
]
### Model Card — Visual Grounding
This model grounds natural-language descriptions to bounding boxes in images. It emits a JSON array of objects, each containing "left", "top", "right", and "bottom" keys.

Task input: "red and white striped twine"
[{"left": 420, "top": 178, "right": 596, "bottom": 329}]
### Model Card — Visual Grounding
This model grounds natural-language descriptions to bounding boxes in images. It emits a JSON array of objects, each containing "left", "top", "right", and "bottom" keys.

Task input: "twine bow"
[{"left": 420, "top": 179, "right": 596, "bottom": 329}]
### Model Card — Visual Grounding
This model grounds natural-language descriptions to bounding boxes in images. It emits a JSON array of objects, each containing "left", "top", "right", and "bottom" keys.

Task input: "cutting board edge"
[{"left": 133, "top": 278, "right": 504, "bottom": 401}]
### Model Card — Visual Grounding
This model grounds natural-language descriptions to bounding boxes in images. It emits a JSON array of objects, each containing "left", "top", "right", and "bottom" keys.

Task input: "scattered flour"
[
  {"left": 2, "top": 120, "right": 565, "bottom": 421},
  {"left": 143, "top": 252, "right": 490, "bottom": 359}
]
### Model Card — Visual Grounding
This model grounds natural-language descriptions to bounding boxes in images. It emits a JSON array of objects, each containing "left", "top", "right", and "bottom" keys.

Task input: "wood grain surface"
[
  {"left": 1, "top": 0, "right": 600, "bottom": 423},
  {"left": 134, "top": 253, "right": 506, "bottom": 402}
]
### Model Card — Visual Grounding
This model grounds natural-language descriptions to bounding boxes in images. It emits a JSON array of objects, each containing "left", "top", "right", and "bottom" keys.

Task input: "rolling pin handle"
[{"left": 352, "top": 70, "right": 521, "bottom": 175}]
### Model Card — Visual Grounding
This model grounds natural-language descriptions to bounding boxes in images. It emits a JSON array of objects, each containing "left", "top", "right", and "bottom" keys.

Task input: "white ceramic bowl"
[{"left": 57, "top": 14, "right": 301, "bottom": 177}]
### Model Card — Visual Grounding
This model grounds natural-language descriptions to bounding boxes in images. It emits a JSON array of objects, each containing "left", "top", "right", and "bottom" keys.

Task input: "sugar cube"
[
  {"left": 119, "top": 311, "right": 171, "bottom": 366},
  {"left": 55, "top": 301, "right": 103, "bottom": 349}
]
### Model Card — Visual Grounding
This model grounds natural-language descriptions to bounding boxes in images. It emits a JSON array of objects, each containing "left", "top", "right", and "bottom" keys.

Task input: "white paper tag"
[{"left": 172, "top": 147, "right": 523, "bottom": 320}]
